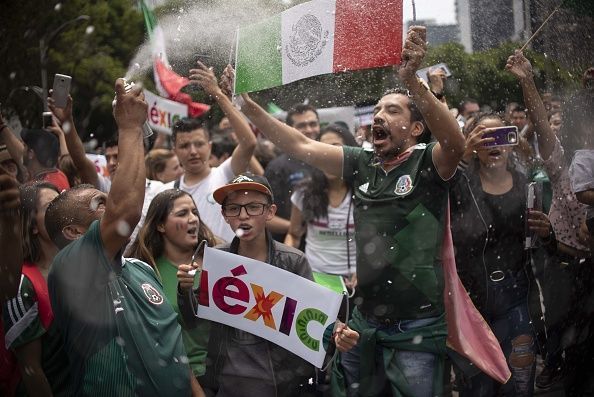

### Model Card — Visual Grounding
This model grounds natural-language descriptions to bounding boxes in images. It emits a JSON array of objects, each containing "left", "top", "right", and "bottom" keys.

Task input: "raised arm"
[
  {"left": 100, "top": 79, "right": 147, "bottom": 259},
  {"left": 506, "top": 50, "right": 555, "bottom": 160},
  {"left": 398, "top": 26, "right": 465, "bottom": 179},
  {"left": 0, "top": 165, "right": 22, "bottom": 302},
  {"left": 189, "top": 63, "right": 256, "bottom": 175},
  {"left": 48, "top": 95, "right": 101, "bottom": 188}
]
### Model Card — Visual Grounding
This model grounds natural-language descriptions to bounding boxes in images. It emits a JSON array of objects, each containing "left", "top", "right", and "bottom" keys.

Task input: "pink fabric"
[{"left": 443, "top": 204, "right": 511, "bottom": 384}]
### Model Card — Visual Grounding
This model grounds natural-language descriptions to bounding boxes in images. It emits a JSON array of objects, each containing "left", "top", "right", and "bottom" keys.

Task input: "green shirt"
[
  {"left": 343, "top": 143, "right": 450, "bottom": 319},
  {"left": 48, "top": 220, "right": 191, "bottom": 396},
  {"left": 3, "top": 275, "right": 70, "bottom": 396},
  {"left": 155, "top": 256, "right": 210, "bottom": 377}
]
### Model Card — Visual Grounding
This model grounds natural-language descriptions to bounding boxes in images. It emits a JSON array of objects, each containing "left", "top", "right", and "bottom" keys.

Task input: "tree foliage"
[{"left": 0, "top": 0, "right": 144, "bottom": 142}]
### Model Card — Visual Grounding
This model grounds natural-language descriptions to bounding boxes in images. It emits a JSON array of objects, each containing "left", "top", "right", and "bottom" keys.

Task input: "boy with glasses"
[{"left": 177, "top": 172, "right": 358, "bottom": 396}]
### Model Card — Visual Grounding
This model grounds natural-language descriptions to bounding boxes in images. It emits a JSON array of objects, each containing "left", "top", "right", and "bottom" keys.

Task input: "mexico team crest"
[
  {"left": 394, "top": 175, "right": 413, "bottom": 195},
  {"left": 286, "top": 14, "right": 328, "bottom": 67},
  {"left": 142, "top": 283, "right": 164, "bottom": 305}
]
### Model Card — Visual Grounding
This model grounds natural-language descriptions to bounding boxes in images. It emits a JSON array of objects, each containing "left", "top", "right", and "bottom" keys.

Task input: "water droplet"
[
  {"left": 412, "top": 335, "right": 423, "bottom": 344},
  {"left": 54, "top": 3, "right": 62, "bottom": 11},
  {"left": 9, "top": 72, "right": 16, "bottom": 80},
  {"left": 85, "top": 25, "right": 95, "bottom": 35},
  {"left": 62, "top": 121, "right": 72, "bottom": 134},
  {"left": 116, "top": 220, "right": 131, "bottom": 236},
  {"left": 235, "top": 228, "right": 245, "bottom": 238}
]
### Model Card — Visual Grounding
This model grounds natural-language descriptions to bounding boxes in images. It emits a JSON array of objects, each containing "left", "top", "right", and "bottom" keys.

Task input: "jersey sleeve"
[
  {"left": 342, "top": 146, "right": 365, "bottom": 184},
  {"left": 3, "top": 276, "right": 44, "bottom": 350}
]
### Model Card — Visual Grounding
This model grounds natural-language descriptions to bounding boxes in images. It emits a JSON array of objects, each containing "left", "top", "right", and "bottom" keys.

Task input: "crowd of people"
[{"left": 0, "top": 25, "right": 593, "bottom": 397}]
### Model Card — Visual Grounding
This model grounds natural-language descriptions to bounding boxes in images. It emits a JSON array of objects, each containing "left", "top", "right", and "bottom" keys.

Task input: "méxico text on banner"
[
  {"left": 143, "top": 89, "right": 188, "bottom": 135},
  {"left": 195, "top": 247, "right": 343, "bottom": 368}
]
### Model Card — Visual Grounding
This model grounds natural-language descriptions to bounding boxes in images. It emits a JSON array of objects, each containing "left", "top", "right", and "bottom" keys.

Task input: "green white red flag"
[
  {"left": 234, "top": 0, "right": 403, "bottom": 93},
  {"left": 139, "top": 0, "right": 209, "bottom": 117}
]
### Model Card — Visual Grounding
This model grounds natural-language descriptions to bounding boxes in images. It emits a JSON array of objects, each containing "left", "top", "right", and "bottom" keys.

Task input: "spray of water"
[{"left": 126, "top": 0, "right": 285, "bottom": 79}]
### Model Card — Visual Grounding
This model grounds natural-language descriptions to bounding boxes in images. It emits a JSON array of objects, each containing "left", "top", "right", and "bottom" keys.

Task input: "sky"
[{"left": 402, "top": 0, "right": 457, "bottom": 25}]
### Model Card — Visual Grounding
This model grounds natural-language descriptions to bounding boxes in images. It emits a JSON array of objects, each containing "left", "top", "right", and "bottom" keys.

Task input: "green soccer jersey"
[
  {"left": 48, "top": 221, "right": 191, "bottom": 397},
  {"left": 156, "top": 256, "right": 210, "bottom": 377},
  {"left": 3, "top": 275, "right": 70, "bottom": 396},
  {"left": 343, "top": 143, "right": 450, "bottom": 320}
]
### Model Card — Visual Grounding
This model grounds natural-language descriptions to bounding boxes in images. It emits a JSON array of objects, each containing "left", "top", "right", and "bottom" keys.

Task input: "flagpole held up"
[{"left": 520, "top": 4, "right": 561, "bottom": 51}]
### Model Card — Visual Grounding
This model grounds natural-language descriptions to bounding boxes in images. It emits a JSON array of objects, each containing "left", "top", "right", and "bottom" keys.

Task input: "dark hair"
[
  {"left": 319, "top": 124, "right": 358, "bottom": 147},
  {"left": 45, "top": 184, "right": 98, "bottom": 249},
  {"left": 20, "top": 182, "right": 59, "bottom": 263},
  {"left": 299, "top": 128, "right": 357, "bottom": 222},
  {"left": 511, "top": 106, "right": 527, "bottom": 115},
  {"left": 458, "top": 98, "right": 479, "bottom": 113},
  {"left": 464, "top": 111, "right": 507, "bottom": 136},
  {"left": 172, "top": 118, "right": 210, "bottom": 144},
  {"left": 104, "top": 137, "right": 118, "bottom": 150},
  {"left": 58, "top": 154, "right": 82, "bottom": 187},
  {"left": 21, "top": 129, "right": 60, "bottom": 168},
  {"left": 211, "top": 135, "right": 236, "bottom": 159},
  {"left": 382, "top": 88, "right": 431, "bottom": 144},
  {"left": 128, "top": 189, "right": 218, "bottom": 272},
  {"left": 286, "top": 104, "right": 319, "bottom": 127}
]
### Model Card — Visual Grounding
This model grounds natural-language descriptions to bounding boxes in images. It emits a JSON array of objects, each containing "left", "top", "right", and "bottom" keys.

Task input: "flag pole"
[
  {"left": 520, "top": 4, "right": 561, "bottom": 51},
  {"left": 412, "top": 0, "right": 416, "bottom": 22},
  {"left": 231, "top": 27, "right": 239, "bottom": 101}
]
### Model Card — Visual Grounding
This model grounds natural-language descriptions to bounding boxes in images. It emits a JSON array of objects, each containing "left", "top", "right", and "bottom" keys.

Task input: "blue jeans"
[
  {"left": 340, "top": 316, "right": 440, "bottom": 397},
  {"left": 459, "top": 271, "right": 537, "bottom": 397}
]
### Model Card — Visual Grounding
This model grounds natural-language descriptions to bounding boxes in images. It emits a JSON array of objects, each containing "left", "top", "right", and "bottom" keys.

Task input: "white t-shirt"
[
  {"left": 165, "top": 158, "right": 236, "bottom": 242},
  {"left": 126, "top": 178, "right": 169, "bottom": 253},
  {"left": 291, "top": 189, "right": 356, "bottom": 276}
]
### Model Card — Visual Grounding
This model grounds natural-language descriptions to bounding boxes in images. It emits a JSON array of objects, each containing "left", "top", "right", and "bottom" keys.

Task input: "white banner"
[
  {"left": 85, "top": 153, "right": 108, "bottom": 177},
  {"left": 196, "top": 247, "right": 342, "bottom": 368},
  {"left": 144, "top": 89, "right": 188, "bottom": 135}
]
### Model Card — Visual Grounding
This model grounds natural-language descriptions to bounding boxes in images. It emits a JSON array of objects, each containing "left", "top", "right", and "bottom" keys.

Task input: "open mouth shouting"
[
  {"left": 235, "top": 223, "right": 252, "bottom": 238},
  {"left": 187, "top": 226, "right": 198, "bottom": 239},
  {"left": 372, "top": 124, "right": 390, "bottom": 145},
  {"left": 488, "top": 148, "right": 502, "bottom": 159}
]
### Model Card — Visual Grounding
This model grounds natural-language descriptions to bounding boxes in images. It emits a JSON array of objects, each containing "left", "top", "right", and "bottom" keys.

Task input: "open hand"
[
  {"left": 189, "top": 62, "right": 222, "bottom": 98},
  {"left": 505, "top": 50, "right": 533, "bottom": 81},
  {"left": 219, "top": 64, "right": 234, "bottom": 99}
]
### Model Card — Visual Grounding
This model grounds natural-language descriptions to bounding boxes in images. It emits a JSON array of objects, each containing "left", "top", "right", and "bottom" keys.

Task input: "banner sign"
[
  {"left": 144, "top": 89, "right": 188, "bottom": 135},
  {"left": 196, "top": 247, "right": 343, "bottom": 368},
  {"left": 85, "top": 153, "right": 108, "bottom": 177}
]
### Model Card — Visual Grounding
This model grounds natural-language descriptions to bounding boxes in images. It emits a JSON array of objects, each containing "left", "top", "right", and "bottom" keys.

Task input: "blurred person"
[
  {"left": 129, "top": 189, "right": 220, "bottom": 396},
  {"left": 510, "top": 106, "right": 529, "bottom": 133},
  {"left": 166, "top": 62, "right": 257, "bottom": 242},
  {"left": 58, "top": 154, "right": 82, "bottom": 187},
  {"left": 451, "top": 113, "right": 551, "bottom": 396},
  {"left": 235, "top": 26, "right": 466, "bottom": 397},
  {"left": 2, "top": 182, "right": 70, "bottom": 397},
  {"left": 177, "top": 173, "right": 358, "bottom": 396},
  {"left": 549, "top": 111, "right": 562, "bottom": 136},
  {"left": 18, "top": 128, "right": 69, "bottom": 192},
  {"left": 507, "top": 50, "right": 593, "bottom": 394},
  {"left": 457, "top": 97, "right": 480, "bottom": 127},
  {"left": 254, "top": 138, "right": 278, "bottom": 170},
  {"left": 145, "top": 148, "right": 184, "bottom": 183},
  {"left": 208, "top": 135, "right": 236, "bottom": 168},
  {"left": 504, "top": 102, "right": 520, "bottom": 124},
  {"left": 0, "top": 144, "right": 24, "bottom": 183},
  {"left": 285, "top": 124, "right": 358, "bottom": 288},
  {"left": 0, "top": 164, "right": 22, "bottom": 397},
  {"left": 43, "top": 79, "right": 194, "bottom": 396},
  {"left": 264, "top": 103, "right": 320, "bottom": 242}
]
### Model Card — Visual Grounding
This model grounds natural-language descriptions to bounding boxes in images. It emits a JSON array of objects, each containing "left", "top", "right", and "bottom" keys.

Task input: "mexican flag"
[
  {"left": 139, "top": 0, "right": 209, "bottom": 117},
  {"left": 234, "top": 0, "right": 403, "bottom": 94}
]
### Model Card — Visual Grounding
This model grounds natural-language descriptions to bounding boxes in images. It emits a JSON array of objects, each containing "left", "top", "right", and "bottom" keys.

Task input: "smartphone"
[
  {"left": 482, "top": 126, "right": 519, "bottom": 147},
  {"left": 416, "top": 63, "right": 452, "bottom": 83},
  {"left": 52, "top": 74, "right": 72, "bottom": 108},
  {"left": 42, "top": 111, "right": 53, "bottom": 128},
  {"left": 525, "top": 182, "right": 543, "bottom": 249}
]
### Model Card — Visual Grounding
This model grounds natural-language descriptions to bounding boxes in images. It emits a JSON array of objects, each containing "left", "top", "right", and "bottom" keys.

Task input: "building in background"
[{"left": 405, "top": 19, "right": 461, "bottom": 46}]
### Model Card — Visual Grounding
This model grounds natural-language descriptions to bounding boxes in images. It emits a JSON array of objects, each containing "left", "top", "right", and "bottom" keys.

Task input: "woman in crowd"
[
  {"left": 145, "top": 148, "right": 184, "bottom": 183},
  {"left": 128, "top": 188, "right": 218, "bottom": 396},
  {"left": 284, "top": 124, "right": 358, "bottom": 290},
  {"left": 2, "top": 182, "right": 70, "bottom": 396},
  {"left": 450, "top": 113, "right": 553, "bottom": 396}
]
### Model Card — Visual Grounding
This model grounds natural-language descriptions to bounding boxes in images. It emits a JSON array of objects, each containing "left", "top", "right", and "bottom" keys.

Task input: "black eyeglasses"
[{"left": 222, "top": 202, "right": 269, "bottom": 217}]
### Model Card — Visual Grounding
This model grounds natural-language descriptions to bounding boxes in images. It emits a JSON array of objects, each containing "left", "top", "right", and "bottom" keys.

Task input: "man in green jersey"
[
  {"left": 235, "top": 27, "right": 465, "bottom": 396},
  {"left": 44, "top": 80, "right": 193, "bottom": 396}
]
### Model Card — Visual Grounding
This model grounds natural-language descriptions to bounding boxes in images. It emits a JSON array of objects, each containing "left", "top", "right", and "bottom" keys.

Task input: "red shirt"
[{"left": 32, "top": 169, "right": 70, "bottom": 192}]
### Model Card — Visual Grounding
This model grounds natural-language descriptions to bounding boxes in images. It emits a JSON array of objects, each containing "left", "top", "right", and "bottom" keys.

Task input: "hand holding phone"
[
  {"left": 482, "top": 126, "right": 519, "bottom": 147},
  {"left": 52, "top": 74, "right": 72, "bottom": 108}
]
